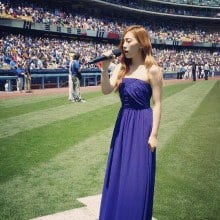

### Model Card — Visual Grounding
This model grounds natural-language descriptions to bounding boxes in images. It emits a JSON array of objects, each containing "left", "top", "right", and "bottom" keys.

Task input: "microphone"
[{"left": 88, "top": 48, "right": 121, "bottom": 64}]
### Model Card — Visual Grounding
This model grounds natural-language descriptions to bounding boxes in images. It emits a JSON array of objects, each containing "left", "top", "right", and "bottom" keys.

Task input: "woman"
[{"left": 99, "top": 25, "right": 163, "bottom": 220}]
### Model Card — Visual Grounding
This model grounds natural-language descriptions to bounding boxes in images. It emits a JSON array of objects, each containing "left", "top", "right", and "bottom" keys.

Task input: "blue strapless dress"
[{"left": 99, "top": 78, "right": 156, "bottom": 220}]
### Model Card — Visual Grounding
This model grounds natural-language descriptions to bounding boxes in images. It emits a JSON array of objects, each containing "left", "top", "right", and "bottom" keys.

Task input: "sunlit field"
[{"left": 0, "top": 80, "right": 219, "bottom": 220}]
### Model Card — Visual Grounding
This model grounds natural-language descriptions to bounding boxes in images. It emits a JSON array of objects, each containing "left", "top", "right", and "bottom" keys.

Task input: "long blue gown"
[{"left": 99, "top": 78, "right": 156, "bottom": 220}]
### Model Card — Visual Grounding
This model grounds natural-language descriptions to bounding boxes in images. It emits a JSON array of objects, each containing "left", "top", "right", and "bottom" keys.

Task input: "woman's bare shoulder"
[
  {"left": 149, "top": 65, "right": 163, "bottom": 85},
  {"left": 149, "top": 64, "right": 162, "bottom": 75}
]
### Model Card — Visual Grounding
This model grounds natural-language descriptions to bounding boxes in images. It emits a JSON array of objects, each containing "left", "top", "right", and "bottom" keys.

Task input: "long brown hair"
[{"left": 115, "top": 25, "right": 157, "bottom": 91}]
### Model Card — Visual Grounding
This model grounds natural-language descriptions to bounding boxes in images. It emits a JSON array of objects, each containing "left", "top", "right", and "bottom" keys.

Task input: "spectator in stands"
[
  {"left": 9, "top": 59, "right": 16, "bottom": 69},
  {"left": 0, "top": 2, "right": 4, "bottom": 14},
  {"left": 1, "top": 1, "right": 219, "bottom": 44},
  {"left": 0, "top": 51, "right": 3, "bottom": 68}
]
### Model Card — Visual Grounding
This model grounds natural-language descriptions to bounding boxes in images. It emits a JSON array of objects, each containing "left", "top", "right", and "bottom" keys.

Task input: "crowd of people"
[
  {"left": 155, "top": 48, "right": 219, "bottom": 74},
  {"left": 105, "top": 0, "right": 220, "bottom": 7},
  {"left": 104, "top": 0, "right": 220, "bottom": 17},
  {"left": 0, "top": 1, "right": 219, "bottom": 44},
  {"left": 0, "top": 33, "right": 117, "bottom": 70},
  {"left": 145, "top": 0, "right": 220, "bottom": 7},
  {"left": 1, "top": 33, "right": 219, "bottom": 75},
  {"left": 0, "top": 0, "right": 219, "bottom": 92}
]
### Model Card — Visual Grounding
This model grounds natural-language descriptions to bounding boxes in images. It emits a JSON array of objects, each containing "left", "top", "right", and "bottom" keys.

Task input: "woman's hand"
[
  {"left": 148, "top": 135, "right": 158, "bottom": 152},
  {"left": 97, "top": 51, "right": 114, "bottom": 72}
]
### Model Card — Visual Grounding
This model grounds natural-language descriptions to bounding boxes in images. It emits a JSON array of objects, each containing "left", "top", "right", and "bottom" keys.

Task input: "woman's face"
[{"left": 123, "top": 31, "right": 141, "bottom": 59}]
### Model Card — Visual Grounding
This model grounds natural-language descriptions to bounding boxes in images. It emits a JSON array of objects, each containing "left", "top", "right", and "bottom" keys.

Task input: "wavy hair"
[{"left": 115, "top": 25, "right": 157, "bottom": 91}]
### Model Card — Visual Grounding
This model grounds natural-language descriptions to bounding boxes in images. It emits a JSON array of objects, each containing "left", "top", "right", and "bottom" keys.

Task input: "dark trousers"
[
  {"left": 192, "top": 73, "right": 196, "bottom": 81},
  {"left": 204, "top": 70, "right": 209, "bottom": 80}
]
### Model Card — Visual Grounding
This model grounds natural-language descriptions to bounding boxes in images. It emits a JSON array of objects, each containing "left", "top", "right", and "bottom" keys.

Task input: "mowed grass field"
[{"left": 0, "top": 79, "right": 219, "bottom": 220}]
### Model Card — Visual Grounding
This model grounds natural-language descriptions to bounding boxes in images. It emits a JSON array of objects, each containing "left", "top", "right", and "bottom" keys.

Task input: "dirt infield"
[
  {"left": 0, "top": 85, "right": 100, "bottom": 100},
  {"left": 0, "top": 77, "right": 219, "bottom": 100}
]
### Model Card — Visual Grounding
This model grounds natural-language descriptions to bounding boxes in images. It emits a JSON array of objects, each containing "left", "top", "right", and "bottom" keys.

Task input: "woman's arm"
[
  {"left": 99, "top": 53, "right": 121, "bottom": 94},
  {"left": 148, "top": 65, "right": 163, "bottom": 151}
]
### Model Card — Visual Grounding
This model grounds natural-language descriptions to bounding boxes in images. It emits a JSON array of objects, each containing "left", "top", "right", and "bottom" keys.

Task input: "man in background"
[
  {"left": 192, "top": 62, "right": 196, "bottom": 81},
  {"left": 69, "top": 53, "right": 85, "bottom": 102},
  {"left": 16, "top": 62, "right": 25, "bottom": 92},
  {"left": 204, "top": 63, "right": 209, "bottom": 80},
  {"left": 24, "top": 56, "right": 32, "bottom": 93}
]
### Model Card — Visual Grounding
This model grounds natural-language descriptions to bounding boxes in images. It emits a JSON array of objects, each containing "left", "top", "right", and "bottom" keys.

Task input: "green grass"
[
  {"left": 0, "top": 81, "right": 219, "bottom": 220},
  {"left": 163, "top": 82, "right": 193, "bottom": 99},
  {"left": 0, "top": 92, "right": 119, "bottom": 139},
  {"left": 0, "top": 127, "right": 113, "bottom": 220},
  {"left": 0, "top": 103, "right": 119, "bottom": 183},
  {"left": 154, "top": 80, "right": 220, "bottom": 219},
  {"left": 0, "top": 91, "right": 102, "bottom": 119}
]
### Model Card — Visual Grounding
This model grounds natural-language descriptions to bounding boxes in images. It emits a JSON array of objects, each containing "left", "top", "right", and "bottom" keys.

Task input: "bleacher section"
[{"left": 0, "top": 0, "right": 219, "bottom": 91}]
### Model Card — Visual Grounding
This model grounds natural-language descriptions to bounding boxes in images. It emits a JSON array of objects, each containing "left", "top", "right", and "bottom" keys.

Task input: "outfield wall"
[{"left": 0, "top": 69, "right": 219, "bottom": 91}]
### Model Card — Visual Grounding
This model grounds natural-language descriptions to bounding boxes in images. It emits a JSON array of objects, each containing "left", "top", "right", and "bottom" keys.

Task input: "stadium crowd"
[
  {"left": 0, "top": 33, "right": 219, "bottom": 75},
  {"left": 156, "top": 0, "right": 220, "bottom": 7},
  {"left": 0, "top": 1, "right": 219, "bottom": 44},
  {"left": 0, "top": 0, "right": 219, "bottom": 80},
  {"left": 103, "top": 0, "right": 220, "bottom": 17}
]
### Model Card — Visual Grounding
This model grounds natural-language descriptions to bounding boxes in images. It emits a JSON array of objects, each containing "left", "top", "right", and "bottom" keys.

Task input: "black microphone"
[{"left": 88, "top": 48, "right": 121, "bottom": 64}]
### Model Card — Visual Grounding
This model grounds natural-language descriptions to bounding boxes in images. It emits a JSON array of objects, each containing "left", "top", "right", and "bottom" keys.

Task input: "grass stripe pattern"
[
  {"left": 0, "top": 93, "right": 119, "bottom": 138},
  {"left": 0, "top": 80, "right": 219, "bottom": 220}
]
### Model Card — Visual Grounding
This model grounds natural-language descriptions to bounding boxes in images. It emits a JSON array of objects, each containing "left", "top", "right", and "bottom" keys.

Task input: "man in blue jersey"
[
  {"left": 68, "top": 53, "right": 84, "bottom": 102},
  {"left": 16, "top": 62, "right": 25, "bottom": 92}
]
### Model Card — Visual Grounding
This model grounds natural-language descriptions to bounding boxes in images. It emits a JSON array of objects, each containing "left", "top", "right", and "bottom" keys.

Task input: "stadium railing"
[{"left": 1, "top": 69, "right": 219, "bottom": 92}]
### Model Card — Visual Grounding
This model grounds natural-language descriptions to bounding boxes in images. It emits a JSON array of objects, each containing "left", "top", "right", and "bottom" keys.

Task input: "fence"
[{"left": 0, "top": 69, "right": 219, "bottom": 91}]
